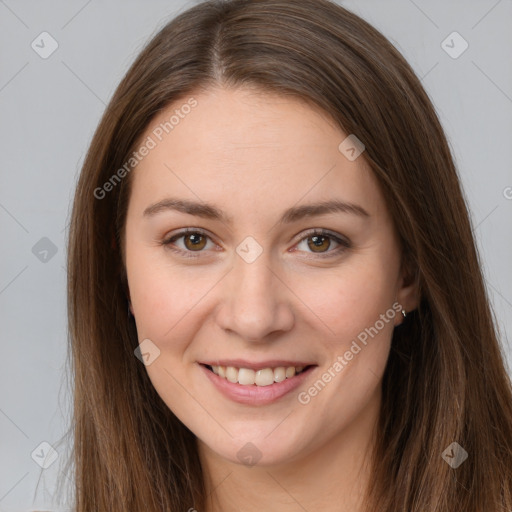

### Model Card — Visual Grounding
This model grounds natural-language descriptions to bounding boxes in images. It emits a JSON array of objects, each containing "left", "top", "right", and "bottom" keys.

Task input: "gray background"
[{"left": 1, "top": 0, "right": 511, "bottom": 510}]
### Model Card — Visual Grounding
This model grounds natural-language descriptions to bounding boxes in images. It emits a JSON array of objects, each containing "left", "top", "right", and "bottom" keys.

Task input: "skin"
[{"left": 124, "top": 86, "right": 418, "bottom": 512}]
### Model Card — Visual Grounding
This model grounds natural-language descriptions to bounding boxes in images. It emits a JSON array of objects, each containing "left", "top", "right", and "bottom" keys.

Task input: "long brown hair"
[{"left": 65, "top": 0, "right": 512, "bottom": 510}]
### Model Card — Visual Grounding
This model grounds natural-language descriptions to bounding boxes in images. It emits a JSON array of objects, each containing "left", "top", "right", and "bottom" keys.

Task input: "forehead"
[{"left": 128, "top": 86, "right": 384, "bottom": 220}]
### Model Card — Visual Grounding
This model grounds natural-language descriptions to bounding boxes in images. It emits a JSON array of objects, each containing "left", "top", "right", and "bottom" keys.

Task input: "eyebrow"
[{"left": 143, "top": 198, "right": 370, "bottom": 224}]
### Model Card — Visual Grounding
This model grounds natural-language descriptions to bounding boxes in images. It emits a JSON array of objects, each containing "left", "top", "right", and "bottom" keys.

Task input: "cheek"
[
  {"left": 295, "top": 253, "right": 399, "bottom": 343},
  {"left": 126, "top": 243, "right": 212, "bottom": 340},
  {"left": 289, "top": 259, "right": 397, "bottom": 438},
  {"left": 128, "top": 238, "right": 400, "bottom": 347},
  {"left": 129, "top": 276, "right": 175, "bottom": 340}
]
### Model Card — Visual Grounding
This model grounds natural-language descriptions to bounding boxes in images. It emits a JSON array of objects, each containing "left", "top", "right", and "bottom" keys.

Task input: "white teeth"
[
  {"left": 255, "top": 368, "right": 274, "bottom": 386},
  {"left": 273, "top": 367, "right": 286, "bottom": 382},
  {"left": 238, "top": 368, "right": 256, "bottom": 385},
  {"left": 208, "top": 364, "right": 308, "bottom": 386},
  {"left": 225, "top": 366, "right": 238, "bottom": 383}
]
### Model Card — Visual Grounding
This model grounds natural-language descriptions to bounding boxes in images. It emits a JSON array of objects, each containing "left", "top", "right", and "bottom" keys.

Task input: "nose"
[{"left": 215, "top": 250, "right": 295, "bottom": 342}]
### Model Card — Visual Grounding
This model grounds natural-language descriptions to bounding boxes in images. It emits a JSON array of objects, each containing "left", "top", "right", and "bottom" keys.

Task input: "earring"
[{"left": 401, "top": 310, "right": 407, "bottom": 318}]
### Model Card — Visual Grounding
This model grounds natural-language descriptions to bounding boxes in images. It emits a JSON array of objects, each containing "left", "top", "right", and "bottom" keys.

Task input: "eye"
[
  {"left": 161, "top": 228, "right": 351, "bottom": 259},
  {"left": 162, "top": 228, "right": 216, "bottom": 258},
  {"left": 294, "top": 229, "right": 350, "bottom": 258}
]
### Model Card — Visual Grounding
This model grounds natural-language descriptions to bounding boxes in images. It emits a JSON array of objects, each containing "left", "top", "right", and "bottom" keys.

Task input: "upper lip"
[{"left": 199, "top": 359, "right": 316, "bottom": 370}]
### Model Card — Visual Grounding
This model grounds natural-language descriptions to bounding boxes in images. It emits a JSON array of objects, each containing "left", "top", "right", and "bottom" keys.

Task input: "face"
[{"left": 124, "top": 86, "right": 417, "bottom": 468}]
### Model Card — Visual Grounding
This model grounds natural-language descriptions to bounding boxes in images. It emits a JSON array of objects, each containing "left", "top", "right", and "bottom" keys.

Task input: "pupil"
[
  {"left": 312, "top": 235, "right": 324, "bottom": 246},
  {"left": 308, "top": 235, "right": 329, "bottom": 253}
]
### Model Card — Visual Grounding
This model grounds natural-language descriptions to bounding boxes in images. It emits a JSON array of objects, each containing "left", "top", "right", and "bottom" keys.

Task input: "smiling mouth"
[{"left": 202, "top": 363, "right": 315, "bottom": 387}]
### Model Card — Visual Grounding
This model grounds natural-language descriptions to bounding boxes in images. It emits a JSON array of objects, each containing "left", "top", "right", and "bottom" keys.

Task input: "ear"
[{"left": 394, "top": 253, "right": 419, "bottom": 326}]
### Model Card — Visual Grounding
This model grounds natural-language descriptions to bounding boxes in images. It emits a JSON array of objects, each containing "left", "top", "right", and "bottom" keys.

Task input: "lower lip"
[{"left": 199, "top": 364, "right": 317, "bottom": 406}]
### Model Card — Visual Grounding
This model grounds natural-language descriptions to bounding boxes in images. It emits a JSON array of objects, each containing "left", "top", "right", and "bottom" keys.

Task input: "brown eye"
[
  {"left": 183, "top": 233, "right": 207, "bottom": 251},
  {"left": 307, "top": 234, "right": 332, "bottom": 253},
  {"left": 162, "top": 229, "right": 214, "bottom": 257},
  {"left": 295, "top": 229, "right": 350, "bottom": 258}
]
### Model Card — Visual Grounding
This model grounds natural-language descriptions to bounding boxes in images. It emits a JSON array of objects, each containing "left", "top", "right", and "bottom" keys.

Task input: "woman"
[{"left": 65, "top": 0, "right": 512, "bottom": 510}]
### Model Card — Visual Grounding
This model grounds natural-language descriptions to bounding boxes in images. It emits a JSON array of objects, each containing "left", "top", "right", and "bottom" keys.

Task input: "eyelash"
[{"left": 161, "top": 228, "right": 351, "bottom": 260}]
